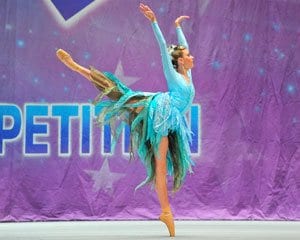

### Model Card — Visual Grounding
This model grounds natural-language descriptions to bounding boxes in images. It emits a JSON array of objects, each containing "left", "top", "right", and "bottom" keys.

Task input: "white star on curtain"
[
  {"left": 85, "top": 158, "right": 126, "bottom": 194},
  {"left": 114, "top": 60, "right": 140, "bottom": 86}
]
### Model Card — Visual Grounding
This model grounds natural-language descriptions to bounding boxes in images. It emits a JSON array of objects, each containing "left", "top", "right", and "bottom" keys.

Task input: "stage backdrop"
[{"left": 1, "top": 0, "right": 300, "bottom": 221}]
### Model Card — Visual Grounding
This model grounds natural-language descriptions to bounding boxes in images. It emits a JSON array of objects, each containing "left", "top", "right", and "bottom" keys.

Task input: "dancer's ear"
[{"left": 177, "top": 57, "right": 184, "bottom": 66}]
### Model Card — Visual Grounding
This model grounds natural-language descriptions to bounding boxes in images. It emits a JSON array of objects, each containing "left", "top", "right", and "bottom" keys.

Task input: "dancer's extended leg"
[
  {"left": 56, "top": 49, "right": 91, "bottom": 81},
  {"left": 56, "top": 49, "right": 144, "bottom": 112},
  {"left": 155, "top": 136, "right": 175, "bottom": 237}
]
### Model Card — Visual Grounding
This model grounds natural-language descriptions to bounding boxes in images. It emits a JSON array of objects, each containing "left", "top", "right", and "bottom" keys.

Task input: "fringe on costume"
[{"left": 90, "top": 67, "right": 194, "bottom": 191}]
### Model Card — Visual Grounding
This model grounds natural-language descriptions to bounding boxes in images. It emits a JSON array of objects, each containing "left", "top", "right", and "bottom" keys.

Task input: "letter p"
[{"left": 0, "top": 104, "right": 22, "bottom": 156}]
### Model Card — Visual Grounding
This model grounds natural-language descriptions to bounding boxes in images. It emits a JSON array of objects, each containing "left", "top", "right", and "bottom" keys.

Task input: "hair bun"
[{"left": 168, "top": 44, "right": 177, "bottom": 55}]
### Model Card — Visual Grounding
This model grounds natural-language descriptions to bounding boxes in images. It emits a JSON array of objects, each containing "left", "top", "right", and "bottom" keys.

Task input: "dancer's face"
[{"left": 179, "top": 49, "right": 194, "bottom": 69}]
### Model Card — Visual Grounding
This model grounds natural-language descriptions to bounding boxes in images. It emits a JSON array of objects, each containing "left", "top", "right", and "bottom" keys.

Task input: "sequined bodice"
[{"left": 169, "top": 77, "right": 195, "bottom": 113}]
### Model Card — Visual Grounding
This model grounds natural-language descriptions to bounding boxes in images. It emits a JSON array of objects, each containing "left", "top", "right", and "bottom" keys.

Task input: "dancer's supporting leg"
[
  {"left": 56, "top": 49, "right": 91, "bottom": 81},
  {"left": 57, "top": 49, "right": 173, "bottom": 235},
  {"left": 155, "top": 136, "right": 175, "bottom": 237}
]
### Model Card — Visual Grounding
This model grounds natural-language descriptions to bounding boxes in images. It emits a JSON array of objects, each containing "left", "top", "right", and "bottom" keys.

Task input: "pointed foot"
[{"left": 159, "top": 212, "right": 175, "bottom": 237}]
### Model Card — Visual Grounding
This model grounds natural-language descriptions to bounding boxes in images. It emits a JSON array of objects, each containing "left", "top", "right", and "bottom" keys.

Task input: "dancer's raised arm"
[
  {"left": 139, "top": 3, "right": 178, "bottom": 85},
  {"left": 139, "top": 3, "right": 156, "bottom": 22},
  {"left": 174, "top": 16, "right": 192, "bottom": 78},
  {"left": 175, "top": 16, "right": 190, "bottom": 49}
]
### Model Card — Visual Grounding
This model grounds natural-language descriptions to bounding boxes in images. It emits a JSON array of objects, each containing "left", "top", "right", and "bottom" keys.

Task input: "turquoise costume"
[{"left": 92, "top": 22, "right": 195, "bottom": 191}]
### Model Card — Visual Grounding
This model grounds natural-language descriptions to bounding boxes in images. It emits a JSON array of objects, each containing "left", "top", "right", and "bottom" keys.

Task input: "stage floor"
[{"left": 0, "top": 220, "right": 299, "bottom": 240}]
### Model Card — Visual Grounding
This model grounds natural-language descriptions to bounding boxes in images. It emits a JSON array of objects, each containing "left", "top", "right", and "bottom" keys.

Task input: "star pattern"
[
  {"left": 16, "top": 39, "right": 25, "bottom": 48},
  {"left": 85, "top": 158, "right": 125, "bottom": 194},
  {"left": 211, "top": 60, "right": 221, "bottom": 70},
  {"left": 5, "top": 24, "right": 13, "bottom": 30},
  {"left": 286, "top": 84, "right": 296, "bottom": 95},
  {"left": 258, "top": 68, "right": 265, "bottom": 76},
  {"left": 243, "top": 33, "right": 252, "bottom": 42},
  {"left": 272, "top": 22, "right": 281, "bottom": 32},
  {"left": 114, "top": 60, "right": 140, "bottom": 86}
]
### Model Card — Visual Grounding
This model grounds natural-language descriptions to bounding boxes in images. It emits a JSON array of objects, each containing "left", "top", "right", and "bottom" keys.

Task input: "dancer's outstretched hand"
[
  {"left": 175, "top": 16, "right": 190, "bottom": 27},
  {"left": 139, "top": 3, "right": 156, "bottom": 22}
]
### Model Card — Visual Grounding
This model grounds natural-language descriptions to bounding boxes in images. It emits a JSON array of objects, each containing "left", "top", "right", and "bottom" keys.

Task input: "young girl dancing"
[{"left": 56, "top": 3, "right": 195, "bottom": 237}]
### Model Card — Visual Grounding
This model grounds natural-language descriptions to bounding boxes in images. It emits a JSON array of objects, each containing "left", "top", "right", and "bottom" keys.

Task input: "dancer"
[{"left": 56, "top": 3, "right": 195, "bottom": 237}]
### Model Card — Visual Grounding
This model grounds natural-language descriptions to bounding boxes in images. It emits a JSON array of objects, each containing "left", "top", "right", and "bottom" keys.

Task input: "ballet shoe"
[
  {"left": 56, "top": 49, "right": 80, "bottom": 72},
  {"left": 159, "top": 208, "right": 175, "bottom": 237}
]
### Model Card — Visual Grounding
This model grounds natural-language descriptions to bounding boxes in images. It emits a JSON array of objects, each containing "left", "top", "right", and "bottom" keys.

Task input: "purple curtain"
[{"left": 0, "top": 0, "right": 300, "bottom": 221}]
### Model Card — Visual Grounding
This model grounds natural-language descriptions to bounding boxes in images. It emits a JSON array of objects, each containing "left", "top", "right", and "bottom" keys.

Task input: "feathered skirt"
[{"left": 90, "top": 67, "right": 194, "bottom": 191}]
